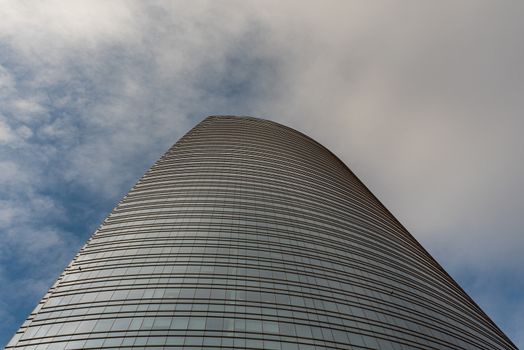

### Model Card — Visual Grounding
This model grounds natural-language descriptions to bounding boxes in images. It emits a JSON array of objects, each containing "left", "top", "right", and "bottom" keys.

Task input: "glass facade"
[{"left": 6, "top": 116, "right": 516, "bottom": 349}]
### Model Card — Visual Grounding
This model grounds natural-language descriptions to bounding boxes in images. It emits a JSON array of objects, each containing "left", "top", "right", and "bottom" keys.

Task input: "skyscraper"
[{"left": 6, "top": 116, "right": 516, "bottom": 349}]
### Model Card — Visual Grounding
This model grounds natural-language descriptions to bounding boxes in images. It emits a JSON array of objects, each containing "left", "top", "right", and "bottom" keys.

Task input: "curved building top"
[{"left": 6, "top": 115, "right": 516, "bottom": 350}]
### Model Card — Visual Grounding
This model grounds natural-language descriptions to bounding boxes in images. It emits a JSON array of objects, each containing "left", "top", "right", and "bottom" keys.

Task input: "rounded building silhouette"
[{"left": 7, "top": 116, "right": 516, "bottom": 349}]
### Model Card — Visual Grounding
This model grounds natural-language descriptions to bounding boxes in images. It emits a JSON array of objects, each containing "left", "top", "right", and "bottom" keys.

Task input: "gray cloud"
[{"left": 0, "top": 0, "right": 522, "bottom": 346}]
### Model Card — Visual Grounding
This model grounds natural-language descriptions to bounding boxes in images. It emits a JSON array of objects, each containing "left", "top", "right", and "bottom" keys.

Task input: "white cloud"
[
  {"left": 0, "top": 119, "right": 16, "bottom": 143},
  {"left": 0, "top": 0, "right": 138, "bottom": 54},
  {"left": 15, "top": 125, "right": 32, "bottom": 139},
  {"left": 10, "top": 99, "right": 46, "bottom": 116},
  {"left": 0, "top": 161, "right": 28, "bottom": 184}
]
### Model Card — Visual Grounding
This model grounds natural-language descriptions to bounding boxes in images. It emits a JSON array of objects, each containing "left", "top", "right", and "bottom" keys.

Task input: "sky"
[{"left": 0, "top": 1, "right": 522, "bottom": 347}]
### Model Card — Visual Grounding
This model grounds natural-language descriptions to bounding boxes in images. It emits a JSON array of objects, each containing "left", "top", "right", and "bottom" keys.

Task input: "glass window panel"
[
  {"left": 206, "top": 317, "right": 223, "bottom": 330},
  {"left": 295, "top": 325, "right": 312, "bottom": 338},
  {"left": 153, "top": 317, "right": 172, "bottom": 329},
  {"left": 332, "top": 330, "right": 348, "bottom": 343},
  {"left": 234, "top": 318, "right": 246, "bottom": 331},
  {"left": 103, "top": 338, "right": 123, "bottom": 347},
  {"left": 188, "top": 317, "right": 206, "bottom": 329},
  {"left": 129, "top": 317, "right": 144, "bottom": 330},
  {"left": 166, "top": 336, "right": 185, "bottom": 346},
  {"left": 173, "top": 317, "right": 189, "bottom": 329},
  {"left": 140, "top": 317, "right": 155, "bottom": 330},
  {"left": 264, "top": 340, "right": 282, "bottom": 350},
  {"left": 246, "top": 339, "right": 264, "bottom": 348},
  {"left": 246, "top": 319, "right": 262, "bottom": 332},
  {"left": 263, "top": 321, "right": 279, "bottom": 333},
  {"left": 281, "top": 342, "right": 299, "bottom": 350},
  {"left": 93, "top": 319, "right": 114, "bottom": 332},
  {"left": 223, "top": 318, "right": 235, "bottom": 331},
  {"left": 111, "top": 318, "right": 132, "bottom": 331},
  {"left": 147, "top": 336, "right": 166, "bottom": 346}
]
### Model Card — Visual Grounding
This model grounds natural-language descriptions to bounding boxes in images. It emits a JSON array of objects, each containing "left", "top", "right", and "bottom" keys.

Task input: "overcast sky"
[{"left": 0, "top": 1, "right": 522, "bottom": 347}]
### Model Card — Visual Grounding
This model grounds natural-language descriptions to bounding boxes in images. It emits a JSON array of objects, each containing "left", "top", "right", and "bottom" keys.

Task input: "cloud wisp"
[{"left": 0, "top": 1, "right": 522, "bottom": 347}]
